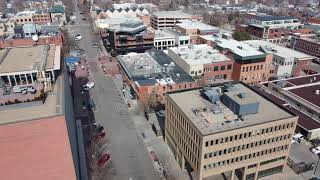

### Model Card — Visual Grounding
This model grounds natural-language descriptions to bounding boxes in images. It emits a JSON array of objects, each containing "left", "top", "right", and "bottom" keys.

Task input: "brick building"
[
  {"left": 167, "top": 44, "right": 233, "bottom": 85},
  {"left": 175, "top": 20, "right": 220, "bottom": 44},
  {"left": 290, "top": 35, "right": 320, "bottom": 58},
  {"left": 199, "top": 35, "right": 274, "bottom": 85},
  {"left": 33, "top": 10, "right": 51, "bottom": 25},
  {"left": 151, "top": 11, "right": 192, "bottom": 30},
  {"left": 117, "top": 49, "right": 196, "bottom": 104}
]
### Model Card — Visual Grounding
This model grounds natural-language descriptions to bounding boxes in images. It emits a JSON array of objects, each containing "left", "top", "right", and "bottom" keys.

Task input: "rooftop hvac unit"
[{"left": 316, "top": 90, "right": 320, "bottom": 95}]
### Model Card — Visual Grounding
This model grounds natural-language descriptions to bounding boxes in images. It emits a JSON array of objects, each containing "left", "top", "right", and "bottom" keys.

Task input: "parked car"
[
  {"left": 293, "top": 133, "right": 304, "bottom": 142},
  {"left": 83, "top": 81, "right": 95, "bottom": 90},
  {"left": 311, "top": 146, "right": 320, "bottom": 155},
  {"left": 304, "top": 69, "right": 318, "bottom": 75},
  {"left": 156, "top": 110, "right": 165, "bottom": 118},
  {"left": 27, "top": 86, "right": 36, "bottom": 94},
  {"left": 3, "top": 86, "right": 12, "bottom": 95},
  {"left": 92, "top": 43, "right": 99, "bottom": 48},
  {"left": 97, "top": 153, "right": 111, "bottom": 167}
]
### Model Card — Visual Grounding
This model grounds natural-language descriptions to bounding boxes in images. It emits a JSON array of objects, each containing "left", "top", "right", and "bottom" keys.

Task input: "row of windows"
[
  {"left": 16, "top": 18, "right": 32, "bottom": 22},
  {"left": 242, "top": 64, "right": 265, "bottom": 72},
  {"left": 204, "top": 65, "right": 232, "bottom": 73},
  {"left": 155, "top": 40, "right": 174, "bottom": 46},
  {"left": 204, "top": 134, "right": 291, "bottom": 159},
  {"left": 260, "top": 156, "right": 286, "bottom": 165},
  {"left": 273, "top": 58, "right": 294, "bottom": 66},
  {"left": 205, "top": 122, "right": 294, "bottom": 147},
  {"left": 203, "top": 146, "right": 288, "bottom": 171},
  {"left": 206, "top": 74, "right": 227, "bottom": 81},
  {"left": 166, "top": 109, "right": 200, "bottom": 170},
  {"left": 34, "top": 19, "right": 50, "bottom": 22}
]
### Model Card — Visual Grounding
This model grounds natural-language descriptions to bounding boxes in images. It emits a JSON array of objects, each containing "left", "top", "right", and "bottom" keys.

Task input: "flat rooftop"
[
  {"left": 254, "top": 15, "right": 298, "bottom": 21},
  {"left": 289, "top": 84, "right": 320, "bottom": 108},
  {"left": 0, "top": 45, "right": 61, "bottom": 74},
  {"left": 200, "top": 35, "right": 264, "bottom": 58},
  {"left": 0, "top": 75, "right": 64, "bottom": 125},
  {"left": 176, "top": 20, "right": 219, "bottom": 32},
  {"left": 154, "top": 29, "right": 175, "bottom": 39},
  {"left": 152, "top": 11, "right": 192, "bottom": 18},
  {"left": 244, "top": 40, "right": 314, "bottom": 60},
  {"left": 110, "top": 20, "right": 146, "bottom": 33},
  {"left": 168, "top": 83, "right": 294, "bottom": 135},
  {"left": 169, "top": 44, "right": 230, "bottom": 65},
  {"left": 118, "top": 50, "right": 194, "bottom": 86}
]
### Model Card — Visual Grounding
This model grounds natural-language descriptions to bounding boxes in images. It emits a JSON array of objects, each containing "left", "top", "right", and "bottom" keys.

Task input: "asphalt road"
[{"left": 69, "top": 1, "right": 161, "bottom": 180}]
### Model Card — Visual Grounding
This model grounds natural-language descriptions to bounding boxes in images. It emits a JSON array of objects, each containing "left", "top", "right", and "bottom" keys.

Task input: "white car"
[
  {"left": 74, "top": 35, "right": 82, "bottom": 41},
  {"left": 83, "top": 81, "right": 95, "bottom": 90},
  {"left": 311, "top": 146, "right": 320, "bottom": 155}
]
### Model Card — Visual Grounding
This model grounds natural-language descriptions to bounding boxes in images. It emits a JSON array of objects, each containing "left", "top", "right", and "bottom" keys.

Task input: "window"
[
  {"left": 214, "top": 66, "right": 219, "bottom": 71},
  {"left": 205, "top": 141, "right": 208, "bottom": 147},
  {"left": 227, "top": 64, "right": 232, "bottom": 70},
  {"left": 221, "top": 65, "right": 225, "bottom": 71},
  {"left": 191, "top": 71, "right": 194, "bottom": 74}
]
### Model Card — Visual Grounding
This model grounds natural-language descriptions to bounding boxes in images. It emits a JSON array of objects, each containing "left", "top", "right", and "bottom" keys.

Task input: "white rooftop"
[
  {"left": 200, "top": 35, "right": 264, "bottom": 57},
  {"left": 154, "top": 29, "right": 175, "bottom": 39},
  {"left": 152, "top": 11, "right": 192, "bottom": 18},
  {"left": 169, "top": 44, "right": 230, "bottom": 65},
  {"left": 95, "top": 18, "right": 139, "bottom": 29},
  {"left": 176, "top": 19, "right": 219, "bottom": 32},
  {"left": 16, "top": 11, "right": 36, "bottom": 16},
  {"left": 244, "top": 40, "right": 314, "bottom": 60}
]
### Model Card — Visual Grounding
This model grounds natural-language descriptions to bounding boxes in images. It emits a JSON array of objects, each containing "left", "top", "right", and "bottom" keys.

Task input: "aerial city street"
[{"left": 0, "top": 0, "right": 320, "bottom": 180}]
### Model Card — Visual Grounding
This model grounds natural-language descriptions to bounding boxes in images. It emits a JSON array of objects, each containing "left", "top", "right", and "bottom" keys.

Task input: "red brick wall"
[
  {"left": 291, "top": 38, "right": 320, "bottom": 57},
  {"left": 33, "top": 14, "right": 51, "bottom": 25},
  {"left": 203, "top": 61, "right": 233, "bottom": 84},
  {"left": 292, "top": 59, "right": 313, "bottom": 77}
]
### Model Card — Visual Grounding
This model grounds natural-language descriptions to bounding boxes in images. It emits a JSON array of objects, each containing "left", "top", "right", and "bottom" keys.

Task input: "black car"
[{"left": 95, "top": 125, "right": 104, "bottom": 133}]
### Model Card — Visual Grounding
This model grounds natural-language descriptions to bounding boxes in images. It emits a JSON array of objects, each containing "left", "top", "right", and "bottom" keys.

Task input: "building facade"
[
  {"left": 165, "top": 82, "right": 298, "bottom": 180},
  {"left": 102, "top": 20, "right": 154, "bottom": 54},
  {"left": 151, "top": 11, "right": 192, "bottom": 30},
  {"left": 290, "top": 35, "right": 320, "bottom": 58},
  {"left": 33, "top": 11, "right": 51, "bottom": 25},
  {"left": 167, "top": 44, "right": 233, "bottom": 84}
]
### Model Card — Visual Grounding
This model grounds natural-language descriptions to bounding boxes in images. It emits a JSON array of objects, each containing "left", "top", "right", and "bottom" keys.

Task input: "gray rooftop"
[
  {"left": 152, "top": 11, "right": 192, "bottom": 18},
  {"left": 118, "top": 50, "right": 195, "bottom": 86},
  {"left": 167, "top": 83, "right": 295, "bottom": 136},
  {"left": 244, "top": 40, "right": 314, "bottom": 60},
  {"left": 200, "top": 35, "right": 264, "bottom": 58},
  {"left": 176, "top": 20, "right": 219, "bottom": 32}
]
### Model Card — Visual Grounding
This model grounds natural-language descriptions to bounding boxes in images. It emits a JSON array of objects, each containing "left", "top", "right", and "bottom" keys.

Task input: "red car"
[
  {"left": 91, "top": 132, "right": 106, "bottom": 142},
  {"left": 97, "top": 153, "right": 111, "bottom": 167}
]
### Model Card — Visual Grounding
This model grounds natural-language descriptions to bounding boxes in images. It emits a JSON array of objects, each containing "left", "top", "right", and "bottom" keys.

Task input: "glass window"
[
  {"left": 214, "top": 66, "right": 219, "bottom": 71},
  {"left": 221, "top": 65, "right": 225, "bottom": 70},
  {"left": 227, "top": 64, "right": 232, "bottom": 70}
]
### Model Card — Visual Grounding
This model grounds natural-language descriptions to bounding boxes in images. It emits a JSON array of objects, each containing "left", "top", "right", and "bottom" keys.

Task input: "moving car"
[
  {"left": 293, "top": 133, "right": 304, "bottom": 142},
  {"left": 74, "top": 34, "right": 82, "bottom": 41},
  {"left": 97, "top": 153, "right": 111, "bottom": 167},
  {"left": 92, "top": 43, "right": 99, "bottom": 48},
  {"left": 83, "top": 81, "right": 95, "bottom": 90},
  {"left": 311, "top": 146, "right": 320, "bottom": 155}
]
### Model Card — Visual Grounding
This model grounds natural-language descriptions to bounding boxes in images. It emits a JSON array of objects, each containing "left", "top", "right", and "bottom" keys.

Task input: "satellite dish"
[{"left": 32, "top": 35, "right": 39, "bottom": 42}]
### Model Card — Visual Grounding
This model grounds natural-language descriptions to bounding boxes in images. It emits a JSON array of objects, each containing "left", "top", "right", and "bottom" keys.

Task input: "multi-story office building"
[
  {"left": 167, "top": 44, "right": 233, "bottom": 84},
  {"left": 199, "top": 35, "right": 275, "bottom": 85},
  {"left": 244, "top": 40, "right": 314, "bottom": 78},
  {"left": 165, "top": 82, "right": 298, "bottom": 180},
  {"left": 14, "top": 11, "right": 35, "bottom": 25},
  {"left": 102, "top": 20, "right": 154, "bottom": 54},
  {"left": 151, "top": 11, "right": 192, "bottom": 30}
]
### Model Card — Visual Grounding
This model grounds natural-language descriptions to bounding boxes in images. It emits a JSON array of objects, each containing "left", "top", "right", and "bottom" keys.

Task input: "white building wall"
[{"left": 272, "top": 54, "right": 294, "bottom": 77}]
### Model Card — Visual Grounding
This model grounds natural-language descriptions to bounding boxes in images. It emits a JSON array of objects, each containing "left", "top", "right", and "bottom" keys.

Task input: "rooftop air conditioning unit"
[{"left": 316, "top": 90, "right": 320, "bottom": 95}]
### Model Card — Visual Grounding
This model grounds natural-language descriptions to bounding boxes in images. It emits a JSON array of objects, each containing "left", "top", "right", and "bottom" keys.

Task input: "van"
[{"left": 83, "top": 81, "right": 95, "bottom": 90}]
